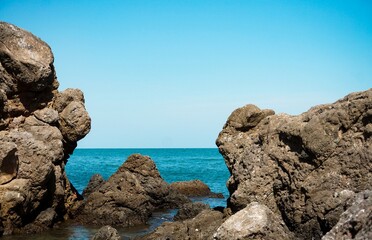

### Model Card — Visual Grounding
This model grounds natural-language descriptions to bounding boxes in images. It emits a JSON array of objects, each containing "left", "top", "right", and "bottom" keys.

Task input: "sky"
[{"left": 1, "top": 0, "right": 371, "bottom": 148}]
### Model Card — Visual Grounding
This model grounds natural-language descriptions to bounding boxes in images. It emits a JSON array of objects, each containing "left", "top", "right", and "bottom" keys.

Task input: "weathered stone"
[
  {"left": 0, "top": 22, "right": 91, "bottom": 235},
  {"left": 139, "top": 209, "right": 224, "bottom": 240},
  {"left": 322, "top": 190, "right": 372, "bottom": 240},
  {"left": 82, "top": 174, "right": 106, "bottom": 198},
  {"left": 170, "top": 180, "right": 223, "bottom": 198},
  {"left": 213, "top": 202, "right": 293, "bottom": 240},
  {"left": 92, "top": 225, "right": 120, "bottom": 240},
  {"left": 78, "top": 154, "right": 189, "bottom": 227},
  {"left": 0, "top": 142, "right": 18, "bottom": 185},
  {"left": 216, "top": 89, "right": 372, "bottom": 239},
  {"left": 174, "top": 202, "right": 210, "bottom": 221}
]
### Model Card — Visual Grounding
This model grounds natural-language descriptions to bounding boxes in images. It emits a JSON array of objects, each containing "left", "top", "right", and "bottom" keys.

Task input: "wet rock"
[
  {"left": 174, "top": 202, "right": 210, "bottom": 221},
  {"left": 216, "top": 89, "right": 372, "bottom": 239},
  {"left": 0, "top": 22, "right": 91, "bottom": 235},
  {"left": 139, "top": 209, "right": 224, "bottom": 240},
  {"left": 213, "top": 202, "right": 293, "bottom": 240},
  {"left": 78, "top": 154, "right": 189, "bottom": 227},
  {"left": 322, "top": 190, "right": 372, "bottom": 240},
  {"left": 170, "top": 180, "right": 223, "bottom": 198},
  {"left": 92, "top": 225, "right": 120, "bottom": 240}
]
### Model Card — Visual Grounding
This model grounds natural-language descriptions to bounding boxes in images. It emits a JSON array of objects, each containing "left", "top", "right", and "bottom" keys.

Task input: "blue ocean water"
[
  {"left": 4, "top": 148, "right": 230, "bottom": 240},
  {"left": 66, "top": 148, "right": 230, "bottom": 204}
]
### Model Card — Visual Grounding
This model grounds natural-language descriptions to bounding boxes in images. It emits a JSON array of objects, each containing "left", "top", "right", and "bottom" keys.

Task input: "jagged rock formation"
[
  {"left": 0, "top": 22, "right": 91, "bottom": 235},
  {"left": 78, "top": 154, "right": 190, "bottom": 227},
  {"left": 92, "top": 225, "right": 121, "bottom": 240},
  {"left": 173, "top": 202, "right": 210, "bottom": 221},
  {"left": 322, "top": 190, "right": 371, "bottom": 240},
  {"left": 216, "top": 89, "right": 372, "bottom": 239},
  {"left": 82, "top": 173, "right": 105, "bottom": 198}
]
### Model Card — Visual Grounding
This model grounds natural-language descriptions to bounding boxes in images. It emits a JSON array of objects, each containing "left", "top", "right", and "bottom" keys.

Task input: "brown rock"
[
  {"left": 174, "top": 202, "right": 210, "bottom": 221},
  {"left": 78, "top": 154, "right": 189, "bottom": 227},
  {"left": 0, "top": 22, "right": 91, "bottom": 235},
  {"left": 82, "top": 174, "right": 106, "bottom": 198},
  {"left": 170, "top": 180, "right": 223, "bottom": 198},
  {"left": 216, "top": 89, "right": 372, "bottom": 239},
  {"left": 139, "top": 209, "right": 225, "bottom": 240},
  {"left": 92, "top": 225, "right": 120, "bottom": 240}
]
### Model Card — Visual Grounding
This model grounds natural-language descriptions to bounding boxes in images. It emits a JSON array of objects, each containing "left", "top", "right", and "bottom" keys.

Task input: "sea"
[{"left": 4, "top": 148, "right": 230, "bottom": 240}]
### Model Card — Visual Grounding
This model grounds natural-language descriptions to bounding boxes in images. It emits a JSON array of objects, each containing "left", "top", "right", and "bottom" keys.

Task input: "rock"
[
  {"left": 82, "top": 174, "right": 106, "bottom": 198},
  {"left": 322, "top": 190, "right": 372, "bottom": 240},
  {"left": 213, "top": 202, "right": 293, "bottom": 240},
  {"left": 216, "top": 89, "right": 372, "bottom": 239},
  {"left": 0, "top": 22, "right": 91, "bottom": 235},
  {"left": 92, "top": 225, "right": 120, "bottom": 240},
  {"left": 169, "top": 180, "right": 224, "bottom": 198},
  {"left": 139, "top": 209, "right": 225, "bottom": 240},
  {"left": 78, "top": 154, "right": 189, "bottom": 227},
  {"left": 174, "top": 202, "right": 210, "bottom": 221}
]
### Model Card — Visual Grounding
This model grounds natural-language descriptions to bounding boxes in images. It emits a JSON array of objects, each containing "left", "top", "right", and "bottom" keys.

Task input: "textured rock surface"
[
  {"left": 170, "top": 180, "right": 224, "bottom": 198},
  {"left": 213, "top": 202, "right": 292, "bottom": 240},
  {"left": 78, "top": 154, "right": 189, "bottom": 227},
  {"left": 0, "top": 22, "right": 91, "bottom": 235},
  {"left": 174, "top": 202, "right": 210, "bottom": 221},
  {"left": 216, "top": 89, "right": 372, "bottom": 239},
  {"left": 322, "top": 190, "right": 372, "bottom": 240},
  {"left": 92, "top": 225, "right": 120, "bottom": 240},
  {"left": 139, "top": 209, "right": 225, "bottom": 240},
  {"left": 82, "top": 174, "right": 106, "bottom": 198}
]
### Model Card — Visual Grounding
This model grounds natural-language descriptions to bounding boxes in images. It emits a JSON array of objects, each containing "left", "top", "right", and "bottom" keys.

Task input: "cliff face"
[
  {"left": 216, "top": 89, "right": 371, "bottom": 239},
  {"left": 0, "top": 22, "right": 91, "bottom": 235}
]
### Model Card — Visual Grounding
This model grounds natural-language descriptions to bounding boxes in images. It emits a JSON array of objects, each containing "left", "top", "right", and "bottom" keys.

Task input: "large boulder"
[
  {"left": 216, "top": 89, "right": 372, "bottom": 239},
  {"left": 78, "top": 154, "right": 189, "bottom": 227},
  {"left": 213, "top": 202, "right": 293, "bottom": 240},
  {"left": 0, "top": 22, "right": 91, "bottom": 235}
]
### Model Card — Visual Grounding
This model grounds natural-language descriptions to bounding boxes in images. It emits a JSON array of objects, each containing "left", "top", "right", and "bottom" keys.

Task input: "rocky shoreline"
[{"left": 0, "top": 22, "right": 371, "bottom": 239}]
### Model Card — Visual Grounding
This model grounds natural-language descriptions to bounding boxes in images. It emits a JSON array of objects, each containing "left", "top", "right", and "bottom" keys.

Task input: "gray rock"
[
  {"left": 216, "top": 89, "right": 372, "bottom": 239},
  {"left": 92, "top": 225, "right": 120, "bottom": 240},
  {"left": 213, "top": 202, "right": 292, "bottom": 240},
  {"left": 0, "top": 22, "right": 91, "bottom": 235},
  {"left": 322, "top": 190, "right": 372, "bottom": 240}
]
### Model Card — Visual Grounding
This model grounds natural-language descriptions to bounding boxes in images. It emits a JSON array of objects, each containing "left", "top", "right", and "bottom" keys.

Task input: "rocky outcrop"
[
  {"left": 82, "top": 174, "right": 106, "bottom": 198},
  {"left": 92, "top": 225, "right": 120, "bottom": 240},
  {"left": 78, "top": 154, "right": 190, "bottom": 227},
  {"left": 213, "top": 202, "right": 293, "bottom": 240},
  {"left": 0, "top": 22, "right": 91, "bottom": 235},
  {"left": 174, "top": 202, "right": 210, "bottom": 221},
  {"left": 322, "top": 190, "right": 371, "bottom": 240},
  {"left": 170, "top": 180, "right": 224, "bottom": 198},
  {"left": 216, "top": 89, "right": 371, "bottom": 239},
  {"left": 139, "top": 209, "right": 225, "bottom": 240}
]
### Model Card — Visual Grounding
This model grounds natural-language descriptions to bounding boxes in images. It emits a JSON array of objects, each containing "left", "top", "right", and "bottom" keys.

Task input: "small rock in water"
[{"left": 92, "top": 225, "right": 120, "bottom": 240}]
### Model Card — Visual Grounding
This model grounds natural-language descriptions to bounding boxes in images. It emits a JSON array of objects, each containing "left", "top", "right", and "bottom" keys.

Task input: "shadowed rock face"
[
  {"left": 216, "top": 89, "right": 372, "bottom": 239},
  {"left": 0, "top": 22, "right": 91, "bottom": 235}
]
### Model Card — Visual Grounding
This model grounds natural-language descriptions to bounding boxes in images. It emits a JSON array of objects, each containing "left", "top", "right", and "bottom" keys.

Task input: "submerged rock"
[
  {"left": 0, "top": 22, "right": 91, "bottom": 235},
  {"left": 216, "top": 89, "right": 372, "bottom": 239},
  {"left": 78, "top": 154, "right": 189, "bottom": 227},
  {"left": 92, "top": 225, "right": 120, "bottom": 240}
]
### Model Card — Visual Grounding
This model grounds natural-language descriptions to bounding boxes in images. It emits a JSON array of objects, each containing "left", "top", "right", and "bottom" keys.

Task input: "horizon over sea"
[{"left": 3, "top": 148, "right": 230, "bottom": 240}]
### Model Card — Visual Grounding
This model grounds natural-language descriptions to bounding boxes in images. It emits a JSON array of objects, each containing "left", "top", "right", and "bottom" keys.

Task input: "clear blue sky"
[{"left": 1, "top": 1, "right": 371, "bottom": 148}]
